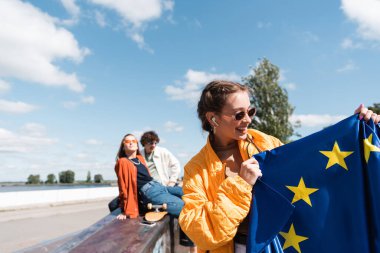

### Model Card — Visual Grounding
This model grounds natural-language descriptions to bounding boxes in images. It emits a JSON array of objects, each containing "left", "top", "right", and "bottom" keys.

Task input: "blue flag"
[{"left": 247, "top": 115, "right": 380, "bottom": 253}]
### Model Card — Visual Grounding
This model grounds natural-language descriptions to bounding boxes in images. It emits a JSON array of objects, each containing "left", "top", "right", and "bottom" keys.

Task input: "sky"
[{"left": 0, "top": 0, "right": 379, "bottom": 182}]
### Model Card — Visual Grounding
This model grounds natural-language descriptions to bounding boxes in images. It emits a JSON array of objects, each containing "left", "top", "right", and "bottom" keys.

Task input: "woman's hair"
[
  {"left": 116, "top": 133, "right": 142, "bottom": 161},
  {"left": 140, "top": 131, "right": 160, "bottom": 146},
  {"left": 197, "top": 80, "right": 250, "bottom": 133}
]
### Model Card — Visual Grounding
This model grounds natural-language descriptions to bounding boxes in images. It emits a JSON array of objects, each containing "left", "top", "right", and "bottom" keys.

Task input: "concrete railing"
[
  {"left": 19, "top": 208, "right": 184, "bottom": 253},
  {"left": 0, "top": 187, "right": 119, "bottom": 210}
]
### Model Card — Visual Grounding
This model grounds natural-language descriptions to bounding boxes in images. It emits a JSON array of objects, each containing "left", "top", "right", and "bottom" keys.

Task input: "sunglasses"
[
  {"left": 147, "top": 141, "right": 158, "bottom": 145},
  {"left": 124, "top": 139, "right": 138, "bottom": 144},
  {"left": 224, "top": 107, "right": 256, "bottom": 121}
]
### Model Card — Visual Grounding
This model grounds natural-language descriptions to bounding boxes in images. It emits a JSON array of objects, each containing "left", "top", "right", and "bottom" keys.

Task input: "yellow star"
[
  {"left": 279, "top": 223, "right": 308, "bottom": 253},
  {"left": 363, "top": 134, "right": 380, "bottom": 163},
  {"left": 320, "top": 141, "right": 354, "bottom": 170},
  {"left": 286, "top": 177, "right": 318, "bottom": 206}
]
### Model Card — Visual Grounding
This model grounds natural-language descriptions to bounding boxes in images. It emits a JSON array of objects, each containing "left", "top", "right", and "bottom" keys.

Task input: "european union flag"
[{"left": 247, "top": 115, "right": 380, "bottom": 253}]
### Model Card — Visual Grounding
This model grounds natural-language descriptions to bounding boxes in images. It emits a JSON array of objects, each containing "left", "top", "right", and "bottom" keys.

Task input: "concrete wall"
[{"left": 0, "top": 187, "right": 118, "bottom": 210}]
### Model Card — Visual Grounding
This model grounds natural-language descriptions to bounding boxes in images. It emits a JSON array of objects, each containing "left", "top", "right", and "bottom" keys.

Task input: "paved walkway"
[{"left": 0, "top": 199, "right": 111, "bottom": 253}]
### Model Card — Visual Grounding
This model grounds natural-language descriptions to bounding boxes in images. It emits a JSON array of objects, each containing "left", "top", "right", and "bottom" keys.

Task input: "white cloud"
[
  {"left": 0, "top": 79, "right": 11, "bottom": 94},
  {"left": 278, "top": 69, "right": 296, "bottom": 90},
  {"left": 300, "top": 31, "right": 319, "bottom": 43},
  {"left": 81, "top": 95, "right": 95, "bottom": 104},
  {"left": 89, "top": 0, "right": 165, "bottom": 26},
  {"left": 20, "top": 123, "right": 47, "bottom": 137},
  {"left": 290, "top": 114, "right": 347, "bottom": 128},
  {"left": 257, "top": 21, "right": 272, "bottom": 29},
  {"left": 341, "top": 38, "right": 362, "bottom": 49},
  {"left": 193, "top": 19, "right": 202, "bottom": 28},
  {"left": 176, "top": 152, "right": 192, "bottom": 161},
  {"left": 85, "top": 139, "right": 103, "bottom": 145},
  {"left": 284, "top": 83, "right": 297, "bottom": 90},
  {"left": 95, "top": 11, "right": 107, "bottom": 27},
  {"left": 164, "top": 121, "right": 184, "bottom": 132},
  {"left": 0, "top": 99, "right": 38, "bottom": 114},
  {"left": 76, "top": 153, "right": 88, "bottom": 159},
  {"left": 132, "top": 130, "right": 144, "bottom": 140},
  {"left": 88, "top": 0, "right": 173, "bottom": 51},
  {"left": 63, "top": 95, "right": 95, "bottom": 108},
  {"left": 0, "top": 0, "right": 89, "bottom": 92},
  {"left": 278, "top": 69, "right": 287, "bottom": 82},
  {"left": 176, "top": 152, "right": 190, "bottom": 158},
  {"left": 162, "top": 0, "right": 174, "bottom": 11},
  {"left": 0, "top": 124, "right": 57, "bottom": 153},
  {"left": 165, "top": 69, "right": 241, "bottom": 104},
  {"left": 131, "top": 127, "right": 153, "bottom": 141},
  {"left": 130, "top": 32, "right": 153, "bottom": 53},
  {"left": 63, "top": 101, "right": 78, "bottom": 109},
  {"left": 337, "top": 60, "right": 357, "bottom": 72},
  {"left": 341, "top": 0, "right": 380, "bottom": 41},
  {"left": 60, "top": 0, "right": 81, "bottom": 25}
]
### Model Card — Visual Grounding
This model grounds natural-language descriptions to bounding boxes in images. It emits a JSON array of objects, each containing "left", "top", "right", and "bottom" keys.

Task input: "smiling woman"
[
  {"left": 2, "top": 0, "right": 380, "bottom": 235},
  {"left": 178, "top": 80, "right": 380, "bottom": 253},
  {"left": 179, "top": 80, "right": 284, "bottom": 253}
]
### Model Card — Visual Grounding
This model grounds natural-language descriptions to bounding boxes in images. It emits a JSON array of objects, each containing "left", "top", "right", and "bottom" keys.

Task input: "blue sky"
[{"left": 1, "top": 0, "right": 379, "bottom": 182}]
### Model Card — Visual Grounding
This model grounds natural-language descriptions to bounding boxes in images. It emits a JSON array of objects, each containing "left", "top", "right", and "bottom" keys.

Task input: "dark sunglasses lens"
[
  {"left": 235, "top": 111, "right": 246, "bottom": 120},
  {"left": 248, "top": 108, "right": 256, "bottom": 117},
  {"left": 234, "top": 108, "right": 256, "bottom": 120}
]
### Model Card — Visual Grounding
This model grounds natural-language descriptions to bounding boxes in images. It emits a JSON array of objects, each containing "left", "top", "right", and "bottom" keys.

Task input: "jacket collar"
[
  {"left": 204, "top": 132, "right": 256, "bottom": 174},
  {"left": 142, "top": 147, "right": 161, "bottom": 158}
]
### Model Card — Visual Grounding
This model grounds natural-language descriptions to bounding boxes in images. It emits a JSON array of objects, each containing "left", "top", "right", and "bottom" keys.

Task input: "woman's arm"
[
  {"left": 179, "top": 163, "right": 253, "bottom": 251},
  {"left": 115, "top": 159, "right": 128, "bottom": 216}
]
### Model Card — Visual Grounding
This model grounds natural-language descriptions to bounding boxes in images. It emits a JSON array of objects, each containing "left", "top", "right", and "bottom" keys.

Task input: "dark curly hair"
[{"left": 140, "top": 131, "right": 160, "bottom": 146}]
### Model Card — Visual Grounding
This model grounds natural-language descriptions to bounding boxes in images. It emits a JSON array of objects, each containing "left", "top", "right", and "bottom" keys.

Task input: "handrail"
[{"left": 19, "top": 209, "right": 174, "bottom": 253}]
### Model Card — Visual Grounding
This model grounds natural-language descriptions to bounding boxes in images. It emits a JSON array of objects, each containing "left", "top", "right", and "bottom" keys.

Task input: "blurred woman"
[
  {"left": 115, "top": 133, "right": 183, "bottom": 220},
  {"left": 114, "top": 133, "right": 197, "bottom": 252}
]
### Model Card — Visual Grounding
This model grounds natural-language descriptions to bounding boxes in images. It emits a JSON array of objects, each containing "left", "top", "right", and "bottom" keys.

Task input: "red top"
[{"left": 115, "top": 155, "right": 149, "bottom": 218}]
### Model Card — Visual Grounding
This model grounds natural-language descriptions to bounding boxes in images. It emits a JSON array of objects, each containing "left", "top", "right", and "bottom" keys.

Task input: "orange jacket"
[
  {"left": 179, "top": 129, "right": 282, "bottom": 253},
  {"left": 115, "top": 155, "right": 148, "bottom": 218}
]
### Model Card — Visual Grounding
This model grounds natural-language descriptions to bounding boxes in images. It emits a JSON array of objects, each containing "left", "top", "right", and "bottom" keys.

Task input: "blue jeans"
[{"left": 139, "top": 181, "right": 184, "bottom": 217}]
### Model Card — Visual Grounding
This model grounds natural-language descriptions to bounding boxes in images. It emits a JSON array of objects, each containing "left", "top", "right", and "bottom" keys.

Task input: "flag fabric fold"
[{"left": 247, "top": 115, "right": 380, "bottom": 253}]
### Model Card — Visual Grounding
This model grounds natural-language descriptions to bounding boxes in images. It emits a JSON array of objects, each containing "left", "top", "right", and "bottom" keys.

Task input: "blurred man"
[{"left": 140, "top": 131, "right": 181, "bottom": 186}]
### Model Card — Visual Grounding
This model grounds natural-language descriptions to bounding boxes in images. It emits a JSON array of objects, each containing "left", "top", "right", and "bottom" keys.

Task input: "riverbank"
[
  {"left": 0, "top": 199, "right": 111, "bottom": 253},
  {"left": 0, "top": 182, "right": 117, "bottom": 192},
  {"left": 0, "top": 186, "right": 118, "bottom": 211}
]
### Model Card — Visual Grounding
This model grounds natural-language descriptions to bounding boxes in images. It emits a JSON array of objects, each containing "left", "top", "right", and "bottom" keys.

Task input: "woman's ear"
[{"left": 206, "top": 112, "right": 219, "bottom": 127}]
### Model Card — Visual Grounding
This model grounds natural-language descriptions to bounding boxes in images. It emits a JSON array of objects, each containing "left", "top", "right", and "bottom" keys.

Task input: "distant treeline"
[{"left": 27, "top": 170, "right": 104, "bottom": 185}]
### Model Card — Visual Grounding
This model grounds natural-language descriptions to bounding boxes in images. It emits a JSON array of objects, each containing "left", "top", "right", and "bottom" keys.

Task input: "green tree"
[
  {"left": 59, "top": 170, "right": 75, "bottom": 184},
  {"left": 94, "top": 174, "right": 104, "bottom": 183},
  {"left": 368, "top": 103, "right": 380, "bottom": 114},
  {"left": 45, "top": 174, "right": 57, "bottom": 184},
  {"left": 27, "top": 174, "right": 40, "bottom": 184},
  {"left": 86, "top": 171, "right": 92, "bottom": 183},
  {"left": 243, "top": 58, "right": 298, "bottom": 143}
]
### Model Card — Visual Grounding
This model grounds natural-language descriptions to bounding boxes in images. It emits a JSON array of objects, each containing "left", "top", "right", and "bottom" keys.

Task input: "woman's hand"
[
  {"left": 239, "top": 157, "right": 262, "bottom": 185},
  {"left": 116, "top": 213, "right": 127, "bottom": 220},
  {"left": 354, "top": 104, "right": 380, "bottom": 124},
  {"left": 167, "top": 181, "right": 176, "bottom": 187}
]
